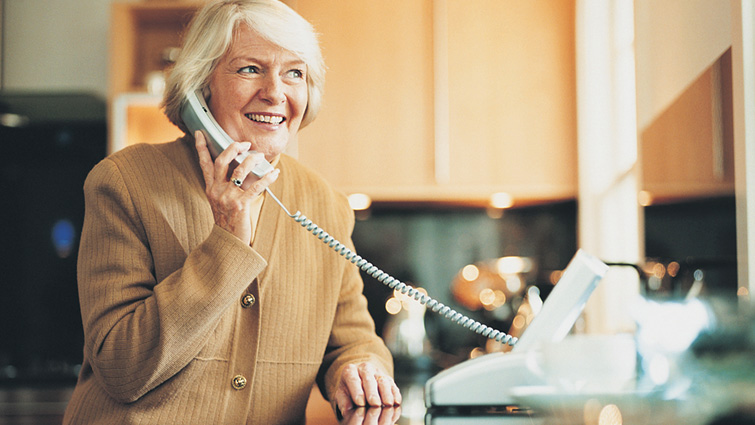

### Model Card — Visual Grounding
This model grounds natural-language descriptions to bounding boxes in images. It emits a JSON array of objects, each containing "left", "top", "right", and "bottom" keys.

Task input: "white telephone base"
[
  {"left": 423, "top": 250, "right": 608, "bottom": 408},
  {"left": 424, "top": 351, "right": 543, "bottom": 407}
]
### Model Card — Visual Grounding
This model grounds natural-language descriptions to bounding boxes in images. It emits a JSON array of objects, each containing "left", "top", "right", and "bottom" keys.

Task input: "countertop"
[{"left": 2, "top": 367, "right": 754, "bottom": 425}]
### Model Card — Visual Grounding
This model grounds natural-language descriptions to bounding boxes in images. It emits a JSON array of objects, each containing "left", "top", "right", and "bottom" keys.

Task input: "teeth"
[{"left": 247, "top": 114, "right": 284, "bottom": 125}]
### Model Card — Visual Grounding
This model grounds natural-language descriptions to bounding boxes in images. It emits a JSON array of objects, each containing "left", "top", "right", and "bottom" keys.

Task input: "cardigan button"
[
  {"left": 231, "top": 374, "right": 247, "bottom": 390},
  {"left": 241, "top": 293, "right": 256, "bottom": 308}
]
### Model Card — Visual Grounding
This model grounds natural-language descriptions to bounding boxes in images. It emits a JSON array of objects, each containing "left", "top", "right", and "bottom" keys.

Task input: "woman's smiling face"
[{"left": 207, "top": 24, "right": 308, "bottom": 160}]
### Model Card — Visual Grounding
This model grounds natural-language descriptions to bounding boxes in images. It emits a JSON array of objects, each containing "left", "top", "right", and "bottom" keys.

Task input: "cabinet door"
[
  {"left": 640, "top": 49, "right": 734, "bottom": 203},
  {"left": 445, "top": 0, "right": 577, "bottom": 202},
  {"left": 295, "top": 0, "right": 437, "bottom": 198}
]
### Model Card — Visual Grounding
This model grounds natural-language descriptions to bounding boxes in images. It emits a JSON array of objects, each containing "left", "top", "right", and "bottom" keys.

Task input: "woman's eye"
[
  {"left": 239, "top": 66, "right": 260, "bottom": 74},
  {"left": 287, "top": 69, "right": 304, "bottom": 79}
]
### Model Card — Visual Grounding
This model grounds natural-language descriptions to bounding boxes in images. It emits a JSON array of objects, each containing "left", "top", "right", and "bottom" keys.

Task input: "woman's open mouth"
[{"left": 246, "top": 113, "right": 285, "bottom": 125}]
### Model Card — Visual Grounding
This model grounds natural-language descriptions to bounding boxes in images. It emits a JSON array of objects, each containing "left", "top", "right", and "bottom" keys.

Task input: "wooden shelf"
[
  {"left": 109, "top": 1, "right": 201, "bottom": 99},
  {"left": 110, "top": 93, "right": 183, "bottom": 154}
]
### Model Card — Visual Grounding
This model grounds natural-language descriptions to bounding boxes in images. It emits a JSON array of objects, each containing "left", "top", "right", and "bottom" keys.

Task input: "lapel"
[
  {"left": 157, "top": 137, "right": 214, "bottom": 249},
  {"left": 142, "top": 138, "right": 215, "bottom": 281},
  {"left": 250, "top": 157, "right": 289, "bottom": 279}
]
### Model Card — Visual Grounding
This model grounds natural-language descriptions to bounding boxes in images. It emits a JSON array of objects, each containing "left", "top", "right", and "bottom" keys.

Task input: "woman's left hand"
[
  {"left": 339, "top": 406, "right": 402, "bottom": 425},
  {"left": 334, "top": 362, "right": 402, "bottom": 414}
]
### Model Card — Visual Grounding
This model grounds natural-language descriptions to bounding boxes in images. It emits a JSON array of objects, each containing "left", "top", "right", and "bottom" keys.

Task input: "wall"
[
  {"left": 731, "top": 1, "right": 755, "bottom": 300},
  {"left": 352, "top": 202, "right": 577, "bottom": 357},
  {"left": 2, "top": 0, "right": 110, "bottom": 97}
]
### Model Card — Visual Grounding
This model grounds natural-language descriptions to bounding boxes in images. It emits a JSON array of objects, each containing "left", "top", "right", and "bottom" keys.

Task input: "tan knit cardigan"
[{"left": 63, "top": 137, "right": 393, "bottom": 424}]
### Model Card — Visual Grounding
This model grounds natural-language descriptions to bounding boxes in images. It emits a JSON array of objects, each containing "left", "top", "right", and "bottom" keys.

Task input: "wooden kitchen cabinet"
[
  {"left": 640, "top": 49, "right": 735, "bottom": 203},
  {"left": 295, "top": 0, "right": 577, "bottom": 206}
]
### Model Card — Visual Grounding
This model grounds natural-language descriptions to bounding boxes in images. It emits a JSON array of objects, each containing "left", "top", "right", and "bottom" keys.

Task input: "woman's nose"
[{"left": 260, "top": 75, "right": 285, "bottom": 105}]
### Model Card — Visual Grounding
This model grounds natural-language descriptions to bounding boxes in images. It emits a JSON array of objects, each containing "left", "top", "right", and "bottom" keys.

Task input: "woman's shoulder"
[
  {"left": 106, "top": 137, "right": 192, "bottom": 167},
  {"left": 87, "top": 137, "right": 196, "bottom": 187}
]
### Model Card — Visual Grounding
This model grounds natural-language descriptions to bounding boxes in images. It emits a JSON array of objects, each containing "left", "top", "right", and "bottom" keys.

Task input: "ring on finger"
[{"left": 231, "top": 178, "right": 243, "bottom": 187}]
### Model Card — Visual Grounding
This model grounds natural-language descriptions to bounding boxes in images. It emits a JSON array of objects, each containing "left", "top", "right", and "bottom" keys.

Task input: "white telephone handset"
[{"left": 180, "top": 89, "right": 274, "bottom": 178}]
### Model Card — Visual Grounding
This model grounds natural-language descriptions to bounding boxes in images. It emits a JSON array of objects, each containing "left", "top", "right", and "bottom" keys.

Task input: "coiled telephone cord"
[{"left": 266, "top": 188, "right": 518, "bottom": 346}]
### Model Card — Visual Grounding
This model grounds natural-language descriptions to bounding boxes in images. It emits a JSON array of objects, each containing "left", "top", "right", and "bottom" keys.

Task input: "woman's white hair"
[{"left": 163, "top": 0, "right": 325, "bottom": 133}]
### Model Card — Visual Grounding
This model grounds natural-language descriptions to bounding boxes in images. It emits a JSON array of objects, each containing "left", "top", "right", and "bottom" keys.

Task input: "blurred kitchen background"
[{"left": 1, "top": 0, "right": 753, "bottom": 423}]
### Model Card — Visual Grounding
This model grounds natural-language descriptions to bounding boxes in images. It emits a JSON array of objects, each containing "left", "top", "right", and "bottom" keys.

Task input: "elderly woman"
[{"left": 63, "top": 1, "right": 400, "bottom": 423}]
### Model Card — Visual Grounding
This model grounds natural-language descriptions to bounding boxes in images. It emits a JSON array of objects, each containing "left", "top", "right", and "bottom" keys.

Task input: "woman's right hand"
[{"left": 194, "top": 131, "right": 280, "bottom": 245}]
